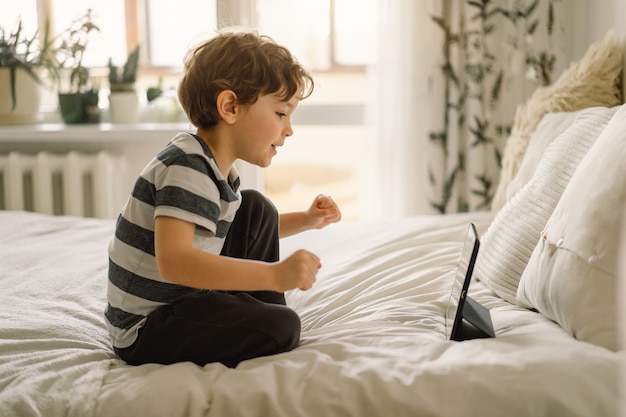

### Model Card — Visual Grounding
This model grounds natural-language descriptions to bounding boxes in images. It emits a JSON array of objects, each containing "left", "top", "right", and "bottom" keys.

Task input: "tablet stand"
[{"left": 452, "top": 296, "right": 496, "bottom": 341}]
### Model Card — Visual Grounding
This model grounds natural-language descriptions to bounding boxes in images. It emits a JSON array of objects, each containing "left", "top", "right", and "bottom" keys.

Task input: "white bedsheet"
[{"left": 0, "top": 210, "right": 618, "bottom": 417}]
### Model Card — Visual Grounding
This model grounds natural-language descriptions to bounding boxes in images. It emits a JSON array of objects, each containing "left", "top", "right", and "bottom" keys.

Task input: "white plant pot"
[
  {"left": 0, "top": 67, "right": 43, "bottom": 125},
  {"left": 109, "top": 91, "right": 139, "bottom": 124}
]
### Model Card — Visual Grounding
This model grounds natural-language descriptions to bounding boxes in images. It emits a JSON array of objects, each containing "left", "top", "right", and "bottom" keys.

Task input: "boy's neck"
[{"left": 195, "top": 127, "right": 234, "bottom": 179}]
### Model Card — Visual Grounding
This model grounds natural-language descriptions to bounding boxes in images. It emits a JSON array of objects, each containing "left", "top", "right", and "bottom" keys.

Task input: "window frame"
[{"left": 31, "top": 0, "right": 368, "bottom": 78}]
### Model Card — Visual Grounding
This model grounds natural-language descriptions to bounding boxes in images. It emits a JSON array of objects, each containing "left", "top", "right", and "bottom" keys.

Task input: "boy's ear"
[{"left": 216, "top": 90, "right": 238, "bottom": 124}]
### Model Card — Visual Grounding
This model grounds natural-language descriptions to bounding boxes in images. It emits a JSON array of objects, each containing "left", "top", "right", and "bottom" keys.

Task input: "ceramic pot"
[
  {"left": 58, "top": 91, "right": 100, "bottom": 124},
  {"left": 109, "top": 90, "right": 139, "bottom": 123},
  {"left": 0, "top": 67, "right": 43, "bottom": 125}
]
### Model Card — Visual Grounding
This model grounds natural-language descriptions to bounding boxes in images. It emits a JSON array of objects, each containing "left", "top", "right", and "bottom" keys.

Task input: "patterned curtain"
[
  {"left": 366, "top": 0, "right": 565, "bottom": 218},
  {"left": 428, "top": 0, "right": 563, "bottom": 213}
]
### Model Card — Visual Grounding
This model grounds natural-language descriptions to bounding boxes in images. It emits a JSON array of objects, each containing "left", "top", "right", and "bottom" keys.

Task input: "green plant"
[
  {"left": 0, "top": 17, "right": 57, "bottom": 110},
  {"left": 108, "top": 45, "right": 140, "bottom": 91},
  {"left": 55, "top": 9, "right": 100, "bottom": 93},
  {"left": 146, "top": 76, "right": 163, "bottom": 102},
  {"left": 0, "top": 9, "right": 99, "bottom": 111}
]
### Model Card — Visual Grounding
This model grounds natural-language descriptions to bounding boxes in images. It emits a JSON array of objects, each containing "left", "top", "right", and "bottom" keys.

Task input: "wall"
[{"left": 571, "top": 0, "right": 626, "bottom": 56}]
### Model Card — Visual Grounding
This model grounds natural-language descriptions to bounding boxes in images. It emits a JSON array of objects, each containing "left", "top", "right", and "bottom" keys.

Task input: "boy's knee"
[
  {"left": 239, "top": 189, "right": 278, "bottom": 241},
  {"left": 241, "top": 189, "right": 277, "bottom": 217},
  {"left": 273, "top": 307, "right": 301, "bottom": 353}
]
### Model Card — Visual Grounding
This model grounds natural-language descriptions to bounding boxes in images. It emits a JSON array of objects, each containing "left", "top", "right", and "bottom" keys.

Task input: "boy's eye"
[{"left": 276, "top": 112, "right": 287, "bottom": 118}]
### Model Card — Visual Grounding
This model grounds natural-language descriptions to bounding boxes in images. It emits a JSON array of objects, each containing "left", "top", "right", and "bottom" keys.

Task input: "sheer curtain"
[{"left": 364, "top": 0, "right": 564, "bottom": 219}]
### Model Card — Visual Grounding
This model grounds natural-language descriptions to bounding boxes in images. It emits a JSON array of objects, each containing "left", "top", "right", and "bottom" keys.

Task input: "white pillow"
[
  {"left": 474, "top": 105, "right": 618, "bottom": 304},
  {"left": 505, "top": 110, "right": 579, "bottom": 201},
  {"left": 517, "top": 103, "right": 626, "bottom": 351}
]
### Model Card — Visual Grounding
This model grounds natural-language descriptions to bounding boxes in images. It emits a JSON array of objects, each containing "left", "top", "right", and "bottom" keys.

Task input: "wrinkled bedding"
[{"left": 0, "top": 210, "right": 618, "bottom": 417}]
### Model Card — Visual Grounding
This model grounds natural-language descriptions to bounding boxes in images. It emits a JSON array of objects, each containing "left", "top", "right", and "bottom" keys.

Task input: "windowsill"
[
  {"left": 0, "top": 122, "right": 195, "bottom": 155},
  {"left": 0, "top": 99, "right": 365, "bottom": 144},
  {"left": 0, "top": 121, "right": 194, "bottom": 155},
  {"left": 0, "top": 122, "right": 193, "bottom": 140}
]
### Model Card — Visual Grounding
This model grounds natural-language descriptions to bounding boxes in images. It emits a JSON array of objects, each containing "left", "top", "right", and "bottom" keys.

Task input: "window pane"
[
  {"left": 51, "top": 0, "right": 127, "bottom": 67},
  {"left": 146, "top": 0, "right": 217, "bottom": 68},
  {"left": 333, "top": 0, "right": 378, "bottom": 66},
  {"left": 1, "top": 1, "right": 39, "bottom": 46},
  {"left": 255, "top": 0, "right": 331, "bottom": 71}
]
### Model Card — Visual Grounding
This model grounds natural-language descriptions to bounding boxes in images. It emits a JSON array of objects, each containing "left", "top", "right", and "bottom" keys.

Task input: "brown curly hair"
[{"left": 178, "top": 29, "right": 315, "bottom": 129}]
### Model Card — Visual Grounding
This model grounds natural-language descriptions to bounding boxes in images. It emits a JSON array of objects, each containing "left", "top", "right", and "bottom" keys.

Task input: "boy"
[{"left": 104, "top": 30, "right": 341, "bottom": 368}]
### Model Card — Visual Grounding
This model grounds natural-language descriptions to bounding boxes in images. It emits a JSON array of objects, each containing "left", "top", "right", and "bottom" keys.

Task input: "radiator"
[{"left": 0, "top": 151, "right": 121, "bottom": 218}]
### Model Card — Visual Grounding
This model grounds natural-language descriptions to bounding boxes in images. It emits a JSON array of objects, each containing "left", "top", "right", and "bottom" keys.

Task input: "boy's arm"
[
  {"left": 279, "top": 194, "right": 342, "bottom": 238},
  {"left": 154, "top": 215, "right": 319, "bottom": 291}
]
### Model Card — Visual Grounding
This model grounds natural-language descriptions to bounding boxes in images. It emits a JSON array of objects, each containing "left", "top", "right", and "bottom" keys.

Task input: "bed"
[{"left": 1, "top": 32, "right": 625, "bottom": 417}]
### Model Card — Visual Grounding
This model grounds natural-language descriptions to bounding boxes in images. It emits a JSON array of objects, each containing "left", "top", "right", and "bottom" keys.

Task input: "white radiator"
[{"left": 0, "top": 151, "right": 121, "bottom": 218}]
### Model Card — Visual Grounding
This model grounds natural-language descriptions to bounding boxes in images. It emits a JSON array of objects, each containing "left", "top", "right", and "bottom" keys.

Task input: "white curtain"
[{"left": 364, "top": 0, "right": 565, "bottom": 219}]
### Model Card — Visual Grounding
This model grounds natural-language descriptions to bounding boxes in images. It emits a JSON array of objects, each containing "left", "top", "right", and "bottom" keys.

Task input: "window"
[
  {"left": 2, "top": 1, "right": 124, "bottom": 68},
  {"left": 3, "top": 0, "right": 378, "bottom": 220},
  {"left": 145, "top": 0, "right": 218, "bottom": 68},
  {"left": 52, "top": 0, "right": 127, "bottom": 68},
  {"left": 3, "top": 0, "right": 377, "bottom": 75},
  {"left": 1, "top": 3, "right": 38, "bottom": 47},
  {"left": 253, "top": 0, "right": 377, "bottom": 71},
  {"left": 331, "top": 0, "right": 378, "bottom": 66},
  {"left": 2, "top": 0, "right": 217, "bottom": 71}
]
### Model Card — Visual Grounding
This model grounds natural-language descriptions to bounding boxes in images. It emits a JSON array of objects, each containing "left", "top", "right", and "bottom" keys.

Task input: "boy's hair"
[{"left": 178, "top": 29, "right": 315, "bottom": 129}]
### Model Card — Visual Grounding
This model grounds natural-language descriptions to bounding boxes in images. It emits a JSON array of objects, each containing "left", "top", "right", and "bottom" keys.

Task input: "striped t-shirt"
[{"left": 104, "top": 132, "right": 241, "bottom": 349}]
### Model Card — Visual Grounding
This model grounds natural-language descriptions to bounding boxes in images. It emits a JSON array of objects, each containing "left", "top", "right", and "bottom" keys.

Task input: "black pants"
[{"left": 115, "top": 190, "right": 301, "bottom": 368}]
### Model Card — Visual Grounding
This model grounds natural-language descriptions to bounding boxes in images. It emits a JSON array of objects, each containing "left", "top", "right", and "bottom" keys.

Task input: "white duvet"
[{"left": 0, "top": 210, "right": 618, "bottom": 417}]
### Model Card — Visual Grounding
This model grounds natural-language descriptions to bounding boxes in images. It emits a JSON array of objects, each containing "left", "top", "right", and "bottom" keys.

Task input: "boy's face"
[{"left": 232, "top": 93, "right": 299, "bottom": 168}]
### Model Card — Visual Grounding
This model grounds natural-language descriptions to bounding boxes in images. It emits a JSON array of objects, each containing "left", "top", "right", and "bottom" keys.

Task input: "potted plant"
[
  {"left": 55, "top": 9, "right": 100, "bottom": 124},
  {"left": 0, "top": 16, "right": 57, "bottom": 124},
  {"left": 108, "top": 45, "right": 140, "bottom": 123}
]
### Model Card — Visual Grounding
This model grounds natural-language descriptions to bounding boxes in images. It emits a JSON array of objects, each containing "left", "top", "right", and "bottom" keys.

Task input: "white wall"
[{"left": 571, "top": 0, "right": 626, "bottom": 57}]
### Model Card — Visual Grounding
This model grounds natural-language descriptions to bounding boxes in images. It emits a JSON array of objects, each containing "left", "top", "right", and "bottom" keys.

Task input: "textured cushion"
[
  {"left": 517, "top": 104, "right": 626, "bottom": 351},
  {"left": 474, "top": 106, "right": 618, "bottom": 304},
  {"left": 505, "top": 110, "right": 579, "bottom": 201},
  {"left": 491, "top": 30, "right": 625, "bottom": 212}
]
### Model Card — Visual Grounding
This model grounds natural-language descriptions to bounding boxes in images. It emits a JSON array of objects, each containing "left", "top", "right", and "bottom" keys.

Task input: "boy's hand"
[
  {"left": 307, "top": 194, "right": 342, "bottom": 230},
  {"left": 273, "top": 249, "right": 321, "bottom": 291},
  {"left": 278, "top": 194, "right": 342, "bottom": 238}
]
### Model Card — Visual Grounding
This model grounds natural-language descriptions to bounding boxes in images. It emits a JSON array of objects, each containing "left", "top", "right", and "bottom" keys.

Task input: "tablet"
[{"left": 445, "top": 223, "right": 495, "bottom": 341}]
